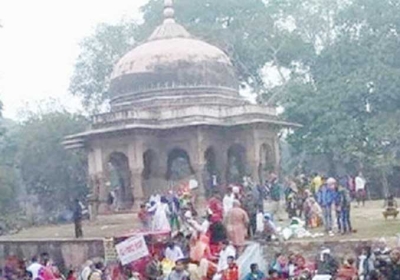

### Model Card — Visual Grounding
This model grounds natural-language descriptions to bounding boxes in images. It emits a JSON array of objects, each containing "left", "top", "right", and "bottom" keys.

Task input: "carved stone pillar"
[
  {"left": 273, "top": 137, "right": 281, "bottom": 176},
  {"left": 95, "top": 172, "right": 109, "bottom": 215},
  {"left": 191, "top": 163, "right": 206, "bottom": 207},
  {"left": 246, "top": 161, "right": 259, "bottom": 183},
  {"left": 219, "top": 145, "right": 229, "bottom": 185},
  {"left": 131, "top": 168, "right": 144, "bottom": 209}
]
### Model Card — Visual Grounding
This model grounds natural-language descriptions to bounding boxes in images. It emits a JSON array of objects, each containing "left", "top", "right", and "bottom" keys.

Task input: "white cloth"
[
  {"left": 355, "top": 176, "right": 366, "bottom": 191},
  {"left": 149, "top": 202, "right": 171, "bottom": 231},
  {"left": 212, "top": 175, "right": 218, "bottom": 186},
  {"left": 313, "top": 276, "right": 331, "bottom": 280},
  {"left": 217, "top": 245, "right": 236, "bottom": 272},
  {"left": 358, "top": 255, "right": 366, "bottom": 278},
  {"left": 189, "top": 179, "right": 199, "bottom": 190},
  {"left": 149, "top": 194, "right": 161, "bottom": 204},
  {"left": 200, "top": 220, "right": 210, "bottom": 234},
  {"left": 27, "top": 262, "right": 43, "bottom": 279},
  {"left": 79, "top": 266, "right": 92, "bottom": 280},
  {"left": 256, "top": 212, "right": 264, "bottom": 233},
  {"left": 186, "top": 219, "right": 209, "bottom": 236},
  {"left": 165, "top": 246, "right": 184, "bottom": 262},
  {"left": 223, "top": 194, "right": 235, "bottom": 217}
]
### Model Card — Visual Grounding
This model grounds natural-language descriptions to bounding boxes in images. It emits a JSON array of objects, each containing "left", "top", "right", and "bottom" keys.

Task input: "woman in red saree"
[{"left": 208, "top": 193, "right": 223, "bottom": 223}]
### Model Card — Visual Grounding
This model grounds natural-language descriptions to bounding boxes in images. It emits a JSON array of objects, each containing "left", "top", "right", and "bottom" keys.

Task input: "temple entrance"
[
  {"left": 204, "top": 147, "right": 218, "bottom": 194},
  {"left": 142, "top": 149, "right": 160, "bottom": 196},
  {"left": 166, "top": 148, "right": 194, "bottom": 182},
  {"left": 107, "top": 152, "right": 134, "bottom": 210},
  {"left": 226, "top": 144, "right": 246, "bottom": 184},
  {"left": 258, "top": 143, "right": 275, "bottom": 183}
]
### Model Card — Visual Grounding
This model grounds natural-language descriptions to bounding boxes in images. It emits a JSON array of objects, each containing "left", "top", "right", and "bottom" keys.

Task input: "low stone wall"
[
  {"left": 0, "top": 239, "right": 104, "bottom": 272},
  {"left": 0, "top": 237, "right": 391, "bottom": 273},
  {"left": 263, "top": 239, "right": 378, "bottom": 261}
]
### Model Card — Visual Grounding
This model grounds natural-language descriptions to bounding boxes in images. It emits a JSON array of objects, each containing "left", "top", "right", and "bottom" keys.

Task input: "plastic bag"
[
  {"left": 237, "top": 242, "right": 267, "bottom": 280},
  {"left": 282, "top": 227, "right": 293, "bottom": 240}
]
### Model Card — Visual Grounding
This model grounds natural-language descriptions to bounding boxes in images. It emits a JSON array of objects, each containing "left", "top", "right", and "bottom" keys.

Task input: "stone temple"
[{"left": 64, "top": 0, "right": 297, "bottom": 214}]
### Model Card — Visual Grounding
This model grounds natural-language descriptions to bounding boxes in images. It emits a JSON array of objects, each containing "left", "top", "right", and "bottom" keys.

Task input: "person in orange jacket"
[{"left": 222, "top": 256, "right": 239, "bottom": 280}]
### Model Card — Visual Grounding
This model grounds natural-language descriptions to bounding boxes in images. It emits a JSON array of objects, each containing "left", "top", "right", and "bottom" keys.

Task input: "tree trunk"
[{"left": 381, "top": 169, "right": 389, "bottom": 199}]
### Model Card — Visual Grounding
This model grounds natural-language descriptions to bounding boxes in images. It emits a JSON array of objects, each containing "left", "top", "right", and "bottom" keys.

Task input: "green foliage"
[
  {"left": 0, "top": 119, "right": 19, "bottom": 214},
  {"left": 16, "top": 110, "right": 88, "bottom": 214},
  {"left": 281, "top": 0, "right": 400, "bottom": 192},
  {"left": 69, "top": 21, "right": 138, "bottom": 112}
]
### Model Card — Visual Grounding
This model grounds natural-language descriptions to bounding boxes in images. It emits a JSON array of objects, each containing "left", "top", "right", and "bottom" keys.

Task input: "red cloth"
[
  {"left": 222, "top": 264, "right": 239, "bottom": 280},
  {"left": 209, "top": 243, "right": 221, "bottom": 256},
  {"left": 208, "top": 197, "right": 223, "bottom": 223},
  {"left": 38, "top": 266, "right": 58, "bottom": 280}
]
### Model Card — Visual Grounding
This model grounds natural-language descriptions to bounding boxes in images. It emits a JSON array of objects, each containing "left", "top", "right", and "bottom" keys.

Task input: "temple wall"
[{"left": 86, "top": 124, "right": 280, "bottom": 214}]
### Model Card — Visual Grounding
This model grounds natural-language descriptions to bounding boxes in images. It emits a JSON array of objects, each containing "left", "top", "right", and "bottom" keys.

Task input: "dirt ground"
[{"left": 0, "top": 200, "right": 398, "bottom": 241}]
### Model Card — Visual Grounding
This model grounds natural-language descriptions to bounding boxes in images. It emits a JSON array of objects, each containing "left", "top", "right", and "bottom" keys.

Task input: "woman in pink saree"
[{"left": 224, "top": 200, "right": 249, "bottom": 248}]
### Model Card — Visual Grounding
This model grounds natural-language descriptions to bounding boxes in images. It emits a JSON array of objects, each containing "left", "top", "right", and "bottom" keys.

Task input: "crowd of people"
[
  {"left": 3, "top": 171, "right": 400, "bottom": 280},
  {"left": 6, "top": 238, "right": 400, "bottom": 280},
  {"left": 0, "top": 253, "right": 77, "bottom": 280}
]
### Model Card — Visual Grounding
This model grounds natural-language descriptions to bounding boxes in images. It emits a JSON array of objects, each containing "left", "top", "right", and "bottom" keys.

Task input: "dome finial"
[{"left": 163, "top": 0, "right": 175, "bottom": 23}]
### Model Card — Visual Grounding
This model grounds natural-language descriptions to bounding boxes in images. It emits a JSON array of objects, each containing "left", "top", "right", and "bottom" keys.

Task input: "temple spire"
[
  {"left": 163, "top": 0, "right": 175, "bottom": 24},
  {"left": 148, "top": 0, "right": 191, "bottom": 41}
]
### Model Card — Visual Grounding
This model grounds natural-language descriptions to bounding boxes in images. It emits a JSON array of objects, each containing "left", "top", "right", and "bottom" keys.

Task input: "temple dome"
[{"left": 109, "top": 1, "right": 240, "bottom": 108}]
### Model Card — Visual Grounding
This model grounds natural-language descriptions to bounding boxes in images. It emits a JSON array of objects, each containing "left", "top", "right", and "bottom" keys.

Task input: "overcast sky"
[{"left": 0, "top": 0, "right": 148, "bottom": 119}]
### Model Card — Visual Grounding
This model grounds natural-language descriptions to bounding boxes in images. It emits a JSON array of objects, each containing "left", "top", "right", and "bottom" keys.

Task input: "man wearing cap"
[
  {"left": 269, "top": 173, "right": 283, "bottom": 221},
  {"left": 317, "top": 178, "right": 337, "bottom": 235},
  {"left": 166, "top": 259, "right": 190, "bottom": 280}
]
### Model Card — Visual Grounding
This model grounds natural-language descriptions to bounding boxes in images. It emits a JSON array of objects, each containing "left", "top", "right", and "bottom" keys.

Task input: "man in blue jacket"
[
  {"left": 317, "top": 177, "right": 337, "bottom": 235},
  {"left": 244, "top": 263, "right": 265, "bottom": 280}
]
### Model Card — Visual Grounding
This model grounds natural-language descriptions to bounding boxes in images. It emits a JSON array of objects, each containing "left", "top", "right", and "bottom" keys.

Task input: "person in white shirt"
[
  {"left": 355, "top": 172, "right": 367, "bottom": 207},
  {"left": 165, "top": 242, "right": 184, "bottom": 262},
  {"left": 223, "top": 187, "right": 235, "bottom": 217},
  {"left": 27, "top": 256, "right": 43, "bottom": 279}
]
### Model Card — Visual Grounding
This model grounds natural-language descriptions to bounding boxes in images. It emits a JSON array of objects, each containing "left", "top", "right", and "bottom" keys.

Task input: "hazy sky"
[{"left": 0, "top": 0, "right": 148, "bottom": 119}]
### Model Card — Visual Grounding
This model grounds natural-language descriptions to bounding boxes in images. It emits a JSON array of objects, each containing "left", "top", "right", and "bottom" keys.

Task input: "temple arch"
[
  {"left": 226, "top": 144, "right": 246, "bottom": 184},
  {"left": 107, "top": 152, "right": 134, "bottom": 210},
  {"left": 142, "top": 149, "right": 161, "bottom": 197},
  {"left": 166, "top": 148, "right": 194, "bottom": 181}
]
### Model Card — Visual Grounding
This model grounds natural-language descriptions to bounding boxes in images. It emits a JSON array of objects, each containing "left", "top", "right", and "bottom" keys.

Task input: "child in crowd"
[
  {"left": 263, "top": 214, "right": 278, "bottom": 241},
  {"left": 138, "top": 203, "right": 150, "bottom": 228},
  {"left": 244, "top": 263, "right": 265, "bottom": 280},
  {"left": 336, "top": 257, "right": 357, "bottom": 280},
  {"left": 222, "top": 256, "right": 239, "bottom": 280},
  {"left": 267, "top": 269, "right": 283, "bottom": 280}
]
